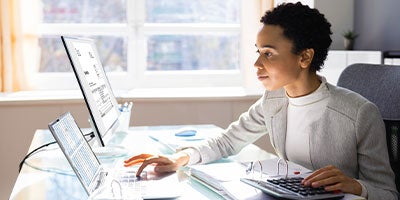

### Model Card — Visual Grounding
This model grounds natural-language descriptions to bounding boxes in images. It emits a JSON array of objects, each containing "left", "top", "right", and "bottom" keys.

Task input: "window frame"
[{"left": 28, "top": 0, "right": 261, "bottom": 91}]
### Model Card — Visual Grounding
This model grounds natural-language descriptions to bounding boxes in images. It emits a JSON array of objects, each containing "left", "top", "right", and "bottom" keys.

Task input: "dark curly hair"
[{"left": 260, "top": 2, "right": 332, "bottom": 72}]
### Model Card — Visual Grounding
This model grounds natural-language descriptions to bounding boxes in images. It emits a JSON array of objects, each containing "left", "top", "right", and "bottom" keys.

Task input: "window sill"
[{"left": 0, "top": 87, "right": 264, "bottom": 105}]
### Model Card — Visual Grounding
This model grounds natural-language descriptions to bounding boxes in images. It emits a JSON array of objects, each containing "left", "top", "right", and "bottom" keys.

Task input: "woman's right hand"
[{"left": 124, "top": 152, "right": 190, "bottom": 177}]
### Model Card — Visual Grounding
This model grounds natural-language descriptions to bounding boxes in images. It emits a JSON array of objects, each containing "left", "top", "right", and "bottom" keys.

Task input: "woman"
[{"left": 125, "top": 3, "right": 398, "bottom": 199}]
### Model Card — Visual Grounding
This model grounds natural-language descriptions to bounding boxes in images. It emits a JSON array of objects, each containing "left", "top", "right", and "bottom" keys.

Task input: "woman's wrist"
[
  {"left": 351, "top": 178, "right": 363, "bottom": 196},
  {"left": 355, "top": 179, "right": 368, "bottom": 198},
  {"left": 173, "top": 151, "right": 190, "bottom": 167}
]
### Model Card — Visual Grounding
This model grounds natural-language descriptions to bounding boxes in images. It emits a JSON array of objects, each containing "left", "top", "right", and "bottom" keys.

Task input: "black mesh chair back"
[
  {"left": 337, "top": 63, "right": 400, "bottom": 192},
  {"left": 384, "top": 119, "right": 400, "bottom": 192}
]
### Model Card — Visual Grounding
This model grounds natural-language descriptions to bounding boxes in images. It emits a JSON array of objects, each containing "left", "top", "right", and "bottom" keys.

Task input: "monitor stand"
[{"left": 87, "top": 117, "right": 129, "bottom": 158}]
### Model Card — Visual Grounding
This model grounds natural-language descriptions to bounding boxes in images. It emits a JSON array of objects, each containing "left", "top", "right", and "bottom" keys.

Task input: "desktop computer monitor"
[{"left": 61, "top": 36, "right": 121, "bottom": 149}]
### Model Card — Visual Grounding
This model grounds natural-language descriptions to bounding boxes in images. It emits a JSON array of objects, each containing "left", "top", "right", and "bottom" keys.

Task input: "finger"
[
  {"left": 306, "top": 170, "right": 338, "bottom": 186},
  {"left": 124, "top": 153, "right": 154, "bottom": 163},
  {"left": 136, "top": 162, "right": 152, "bottom": 177},
  {"left": 324, "top": 177, "right": 360, "bottom": 195},
  {"left": 303, "top": 168, "right": 339, "bottom": 185},
  {"left": 135, "top": 156, "right": 172, "bottom": 176},
  {"left": 124, "top": 154, "right": 153, "bottom": 163},
  {"left": 154, "top": 164, "right": 178, "bottom": 173},
  {"left": 311, "top": 176, "right": 341, "bottom": 188},
  {"left": 124, "top": 155, "right": 164, "bottom": 167},
  {"left": 303, "top": 171, "right": 325, "bottom": 185},
  {"left": 303, "top": 165, "right": 335, "bottom": 182},
  {"left": 324, "top": 182, "right": 343, "bottom": 192},
  {"left": 124, "top": 158, "right": 146, "bottom": 167}
]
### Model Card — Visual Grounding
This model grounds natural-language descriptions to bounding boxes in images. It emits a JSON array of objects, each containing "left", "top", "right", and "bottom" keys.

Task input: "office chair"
[{"left": 337, "top": 63, "right": 400, "bottom": 192}]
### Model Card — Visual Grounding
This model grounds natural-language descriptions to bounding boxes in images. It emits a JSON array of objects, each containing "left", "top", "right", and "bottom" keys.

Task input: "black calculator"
[{"left": 241, "top": 177, "right": 344, "bottom": 200}]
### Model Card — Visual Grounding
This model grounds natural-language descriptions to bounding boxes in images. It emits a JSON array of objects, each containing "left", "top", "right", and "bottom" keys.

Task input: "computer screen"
[{"left": 61, "top": 36, "right": 120, "bottom": 147}]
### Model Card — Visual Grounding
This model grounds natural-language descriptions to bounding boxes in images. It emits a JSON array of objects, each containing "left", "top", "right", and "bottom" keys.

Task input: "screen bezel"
[
  {"left": 48, "top": 112, "right": 101, "bottom": 194},
  {"left": 61, "top": 36, "right": 120, "bottom": 147}
]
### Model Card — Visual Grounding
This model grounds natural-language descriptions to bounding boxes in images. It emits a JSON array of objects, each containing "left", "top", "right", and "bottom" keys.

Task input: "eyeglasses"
[
  {"left": 111, "top": 179, "right": 123, "bottom": 198},
  {"left": 246, "top": 160, "right": 263, "bottom": 180},
  {"left": 246, "top": 158, "right": 289, "bottom": 180},
  {"left": 276, "top": 158, "right": 288, "bottom": 178},
  {"left": 107, "top": 178, "right": 142, "bottom": 199}
]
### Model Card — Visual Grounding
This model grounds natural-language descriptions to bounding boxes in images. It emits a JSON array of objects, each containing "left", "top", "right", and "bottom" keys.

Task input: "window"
[
  {"left": 22, "top": 0, "right": 260, "bottom": 90},
  {"left": 274, "top": 0, "right": 314, "bottom": 7}
]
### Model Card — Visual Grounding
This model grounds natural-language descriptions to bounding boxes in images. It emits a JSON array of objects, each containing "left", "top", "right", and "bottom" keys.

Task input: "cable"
[{"left": 18, "top": 131, "right": 95, "bottom": 173}]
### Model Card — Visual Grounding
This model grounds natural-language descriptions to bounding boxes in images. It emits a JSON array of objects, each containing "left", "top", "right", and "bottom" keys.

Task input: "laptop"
[{"left": 48, "top": 112, "right": 182, "bottom": 199}]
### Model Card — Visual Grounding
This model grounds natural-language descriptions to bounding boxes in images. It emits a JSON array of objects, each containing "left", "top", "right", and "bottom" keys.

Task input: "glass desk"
[{"left": 10, "top": 125, "right": 275, "bottom": 200}]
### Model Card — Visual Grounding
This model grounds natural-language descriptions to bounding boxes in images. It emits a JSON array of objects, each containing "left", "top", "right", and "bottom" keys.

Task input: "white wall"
[
  {"left": 354, "top": 0, "right": 400, "bottom": 51},
  {"left": 315, "top": 0, "right": 355, "bottom": 50},
  {"left": 318, "top": 50, "right": 382, "bottom": 85}
]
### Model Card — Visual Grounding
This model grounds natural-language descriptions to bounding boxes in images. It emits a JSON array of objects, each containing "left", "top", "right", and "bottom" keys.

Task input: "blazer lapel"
[
  {"left": 263, "top": 88, "right": 288, "bottom": 160},
  {"left": 271, "top": 101, "right": 288, "bottom": 160}
]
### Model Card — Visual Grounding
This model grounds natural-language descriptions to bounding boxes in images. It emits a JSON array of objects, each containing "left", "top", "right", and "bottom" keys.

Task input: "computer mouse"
[{"left": 175, "top": 129, "right": 197, "bottom": 137}]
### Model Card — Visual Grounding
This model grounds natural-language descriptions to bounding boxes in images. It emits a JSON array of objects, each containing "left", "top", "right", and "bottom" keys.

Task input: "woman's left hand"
[{"left": 302, "top": 165, "right": 362, "bottom": 195}]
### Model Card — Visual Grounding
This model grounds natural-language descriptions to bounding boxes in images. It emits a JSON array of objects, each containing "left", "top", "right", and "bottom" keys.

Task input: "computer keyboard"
[
  {"left": 114, "top": 170, "right": 147, "bottom": 188},
  {"left": 241, "top": 177, "right": 344, "bottom": 200}
]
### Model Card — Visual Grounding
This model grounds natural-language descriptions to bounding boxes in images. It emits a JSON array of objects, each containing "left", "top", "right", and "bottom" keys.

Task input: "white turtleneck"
[{"left": 285, "top": 77, "right": 330, "bottom": 170}]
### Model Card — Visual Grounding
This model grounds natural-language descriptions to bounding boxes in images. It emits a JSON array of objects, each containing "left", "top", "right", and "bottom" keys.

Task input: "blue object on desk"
[{"left": 175, "top": 129, "right": 197, "bottom": 137}]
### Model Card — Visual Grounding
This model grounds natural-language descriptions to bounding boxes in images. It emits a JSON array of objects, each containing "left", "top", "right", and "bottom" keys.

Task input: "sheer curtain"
[
  {"left": 261, "top": 0, "right": 274, "bottom": 13},
  {"left": 0, "top": 0, "right": 28, "bottom": 92}
]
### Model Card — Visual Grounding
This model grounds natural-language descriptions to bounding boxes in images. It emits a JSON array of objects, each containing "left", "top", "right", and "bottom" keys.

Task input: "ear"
[{"left": 299, "top": 48, "right": 314, "bottom": 69}]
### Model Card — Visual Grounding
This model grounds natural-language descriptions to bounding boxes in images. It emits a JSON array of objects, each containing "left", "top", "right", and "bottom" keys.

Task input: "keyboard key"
[{"left": 264, "top": 177, "right": 338, "bottom": 197}]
